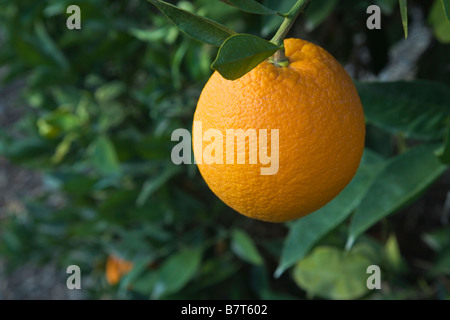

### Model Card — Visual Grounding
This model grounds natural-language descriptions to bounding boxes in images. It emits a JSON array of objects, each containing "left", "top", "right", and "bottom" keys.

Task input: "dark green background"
[{"left": 0, "top": 0, "right": 449, "bottom": 299}]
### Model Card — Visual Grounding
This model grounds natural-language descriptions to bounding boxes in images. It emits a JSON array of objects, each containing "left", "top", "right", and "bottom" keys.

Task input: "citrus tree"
[{"left": 0, "top": 0, "right": 449, "bottom": 300}]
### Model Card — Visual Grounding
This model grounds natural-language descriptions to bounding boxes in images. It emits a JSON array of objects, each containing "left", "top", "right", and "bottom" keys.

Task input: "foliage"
[{"left": 0, "top": 0, "right": 449, "bottom": 300}]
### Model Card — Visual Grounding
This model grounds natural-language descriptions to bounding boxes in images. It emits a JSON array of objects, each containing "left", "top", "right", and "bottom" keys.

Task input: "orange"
[
  {"left": 105, "top": 255, "right": 133, "bottom": 285},
  {"left": 192, "top": 38, "right": 365, "bottom": 223}
]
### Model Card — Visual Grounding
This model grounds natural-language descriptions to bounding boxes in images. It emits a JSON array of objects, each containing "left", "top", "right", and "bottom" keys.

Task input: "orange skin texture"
[{"left": 193, "top": 38, "right": 365, "bottom": 223}]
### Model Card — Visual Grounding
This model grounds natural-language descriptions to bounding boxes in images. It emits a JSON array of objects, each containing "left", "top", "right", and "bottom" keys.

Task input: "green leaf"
[
  {"left": 129, "top": 27, "right": 169, "bottom": 42},
  {"left": 442, "top": 0, "right": 450, "bottom": 22},
  {"left": 304, "top": 0, "right": 338, "bottom": 31},
  {"left": 422, "top": 226, "right": 450, "bottom": 251},
  {"left": 399, "top": 0, "right": 408, "bottom": 39},
  {"left": 95, "top": 81, "right": 126, "bottom": 103},
  {"left": 196, "top": 255, "right": 241, "bottom": 290},
  {"left": 171, "top": 38, "right": 190, "bottom": 89},
  {"left": 348, "top": 144, "right": 447, "bottom": 247},
  {"left": 12, "top": 34, "right": 52, "bottom": 68},
  {"left": 275, "top": 149, "right": 385, "bottom": 278},
  {"left": 148, "top": 0, "right": 236, "bottom": 46},
  {"left": 34, "top": 20, "right": 70, "bottom": 70},
  {"left": 129, "top": 271, "right": 158, "bottom": 297},
  {"left": 211, "top": 34, "right": 281, "bottom": 80},
  {"left": 88, "top": 136, "right": 121, "bottom": 175},
  {"left": 37, "top": 109, "right": 82, "bottom": 139},
  {"left": 384, "top": 233, "right": 403, "bottom": 272},
  {"left": 51, "top": 132, "right": 78, "bottom": 164},
  {"left": 435, "top": 126, "right": 450, "bottom": 164},
  {"left": 231, "top": 229, "right": 264, "bottom": 266},
  {"left": 292, "top": 246, "right": 371, "bottom": 300},
  {"left": 356, "top": 80, "right": 450, "bottom": 140},
  {"left": 152, "top": 247, "right": 202, "bottom": 299},
  {"left": 222, "top": 0, "right": 278, "bottom": 15},
  {"left": 428, "top": 0, "right": 450, "bottom": 43},
  {"left": 136, "top": 165, "right": 181, "bottom": 207},
  {"left": 118, "top": 256, "right": 154, "bottom": 297}
]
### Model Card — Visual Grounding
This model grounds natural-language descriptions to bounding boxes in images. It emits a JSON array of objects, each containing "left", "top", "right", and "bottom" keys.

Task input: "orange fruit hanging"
[
  {"left": 192, "top": 38, "right": 365, "bottom": 223},
  {"left": 106, "top": 255, "right": 133, "bottom": 285}
]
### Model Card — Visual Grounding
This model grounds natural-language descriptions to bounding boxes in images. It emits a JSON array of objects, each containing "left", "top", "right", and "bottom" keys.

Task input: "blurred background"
[{"left": 0, "top": 0, "right": 449, "bottom": 299}]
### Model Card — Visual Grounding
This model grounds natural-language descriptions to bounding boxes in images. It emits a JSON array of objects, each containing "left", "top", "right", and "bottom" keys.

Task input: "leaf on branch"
[
  {"left": 292, "top": 246, "right": 372, "bottom": 300},
  {"left": 429, "top": 0, "right": 450, "bottom": 43},
  {"left": 220, "top": 0, "right": 278, "bottom": 15},
  {"left": 211, "top": 34, "right": 281, "bottom": 80},
  {"left": 356, "top": 80, "right": 450, "bottom": 140},
  {"left": 435, "top": 126, "right": 450, "bottom": 164},
  {"left": 347, "top": 144, "right": 447, "bottom": 248},
  {"left": 231, "top": 229, "right": 264, "bottom": 266},
  {"left": 148, "top": 0, "right": 236, "bottom": 46},
  {"left": 399, "top": 0, "right": 408, "bottom": 39},
  {"left": 275, "top": 149, "right": 385, "bottom": 278}
]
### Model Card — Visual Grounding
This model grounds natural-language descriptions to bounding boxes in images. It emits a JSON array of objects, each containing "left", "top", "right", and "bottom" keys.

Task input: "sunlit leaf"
[
  {"left": 384, "top": 234, "right": 403, "bottom": 272},
  {"left": 399, "top": 0, "right": 408, "bottom": 38},
  {"left": 428, "top": 0, "right": 450, "bottom": 43},
  {"left": 52, "top": 132, "right": 78, "bottom": 164},
  {"left": 293, "top": 246, "right": 371, "bottom": 300}
]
